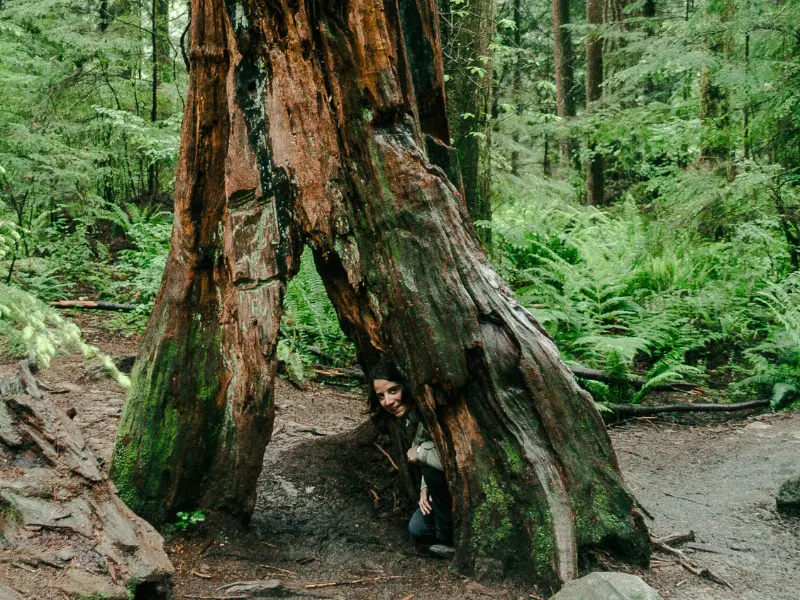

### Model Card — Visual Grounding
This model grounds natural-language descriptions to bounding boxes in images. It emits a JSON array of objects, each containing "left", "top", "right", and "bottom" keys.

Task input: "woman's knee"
[{"left": 408, "top": 508, "right": 434, "bottom": 541}]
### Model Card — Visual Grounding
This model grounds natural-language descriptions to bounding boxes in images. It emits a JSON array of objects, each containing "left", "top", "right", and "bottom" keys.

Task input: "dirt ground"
[{"left": 4, "top": 312, "right": 799, "bottom": 599}]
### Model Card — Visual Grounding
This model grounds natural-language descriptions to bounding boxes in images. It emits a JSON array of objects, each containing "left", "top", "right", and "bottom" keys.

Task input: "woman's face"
[{"left": 373, "top": 379, "right": 408, "bottom": 418}]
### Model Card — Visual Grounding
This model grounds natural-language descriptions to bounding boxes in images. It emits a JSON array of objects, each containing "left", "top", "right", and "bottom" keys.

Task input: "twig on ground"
[
  {"left": 652, "top": 539, "right": 733, "bottom": 590},
  {"left": 654, "top": 531, "right": 695, "bottom": 546},
  {"left": 374, "top": 444, "right": 400, "bottom": 471},
  {"left": 663, "top": 492, "right": 712, "bottom": 507},
  {"left": 635, "top": 502, "right": 655, "bottom": 520},
  {"left": 305, "top": 575, "right": 402, "bottom": 589},
  {"left": 260, "top": 564, "right": 296, "bottom": 575},
  {"left": 191, "top": 570, "right": 212, "bottom": 579},
  {"left": 182, "top": 596, "right": 248, "bottom": 599}
]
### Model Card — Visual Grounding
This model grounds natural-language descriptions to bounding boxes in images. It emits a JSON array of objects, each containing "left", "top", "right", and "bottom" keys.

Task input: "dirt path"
[
  {"left": 613, "top": 415, "right": 800, "bottom": 600},
  {"left": 3, "top": 316, "right": 798, "bottom": 599}
]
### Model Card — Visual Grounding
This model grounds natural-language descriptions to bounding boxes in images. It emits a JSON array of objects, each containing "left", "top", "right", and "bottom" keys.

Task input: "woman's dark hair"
[{"left": 367, "top": 357, "right": 409, "bottom": 419}]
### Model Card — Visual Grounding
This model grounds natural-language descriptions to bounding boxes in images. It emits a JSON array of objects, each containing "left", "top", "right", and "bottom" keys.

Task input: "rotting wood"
[{"left": 0, "top": 365, "right": 174, "bottom": 597}]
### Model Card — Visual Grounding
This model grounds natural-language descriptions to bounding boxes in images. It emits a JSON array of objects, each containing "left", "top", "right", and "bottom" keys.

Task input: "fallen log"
[
  {"left": 0, "top": 361, "right": 173, "bottom": 598},
  {"left": 306, "top": 350, "right": 699, "bottom": 393},
  {"left": 611, "top": 399, "right": 769, "bottom": 417},
  {"left": 49, "top": 300, "right": 139, "bottom": 312},
  {"left": 310, "top": 364, "right": 366, "bottom": 382}
]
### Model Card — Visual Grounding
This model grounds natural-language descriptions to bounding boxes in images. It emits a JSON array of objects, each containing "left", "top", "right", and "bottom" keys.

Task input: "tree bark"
[
  {"left": 699, "top": 0, "right": 733, "bottom": 163},
  {"left": 439, "top": 0, "right": 495, "bottom": 245},
  {"left": 585, "top": 0, "right": 604, "bottom": 205},
  {"left": 111, "top": 0, "right": 300, "bottom": 524},
  {"left": 112, "top": 0, "right": 649, "bottom": 590},
  {"left": 510, "top": 0, "right": 522, "bottom": 176},
  {"left": 553, "top": 0, "right": 577, "bottom": 163}
]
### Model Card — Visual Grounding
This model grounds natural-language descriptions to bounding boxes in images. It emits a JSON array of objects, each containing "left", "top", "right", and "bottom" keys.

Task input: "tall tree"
[
  {"left": 111, "top": 0, "right": 649, "bottom": 591},
  {"left": 145, "top": 0, "right": 173, "bottom": 202},
  {"left": 585, "top": 0, "right": 604, "bottom": 204},
  {"left": 511, "top": 0, "right": 522, "bottom": 176},
  {"left": 439, "top": 0, "right": 496, "bottom": 244},
  {"left": 552, "top": 0, "right": 576, "bottom": 161},
  {"left": 700, "top": 0, "right": 734, "bottom": 163}
]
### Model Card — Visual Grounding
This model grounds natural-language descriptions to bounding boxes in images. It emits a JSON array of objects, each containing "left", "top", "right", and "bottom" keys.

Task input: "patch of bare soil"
[
  {"left": 613, "top": 413, "right": 800, "bottom": 600},
  {"left": 4, "top": 313, "right": 799, "bottom": 599}
]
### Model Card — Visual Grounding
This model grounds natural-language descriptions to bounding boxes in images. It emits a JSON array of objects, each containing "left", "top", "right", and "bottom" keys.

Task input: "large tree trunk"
[
  {"left": 112, "top": 0, "right": 649, "bottom": 591},
  {"left": 439, "top": 0, "right": 495, "bottom": 244},
  {"left": 110, "top": 0, "right": 300, "bottom": 524}
]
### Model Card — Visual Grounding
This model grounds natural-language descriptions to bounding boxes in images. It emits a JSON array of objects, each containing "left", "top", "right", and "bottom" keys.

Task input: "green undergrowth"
[{"left": 491, "top": 171, "right": 800, "bottom": 410}]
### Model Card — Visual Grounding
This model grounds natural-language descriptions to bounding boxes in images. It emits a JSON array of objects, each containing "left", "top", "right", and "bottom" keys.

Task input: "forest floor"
[{"left": 4, "top": 312, "right": 799, "bottom": 600}]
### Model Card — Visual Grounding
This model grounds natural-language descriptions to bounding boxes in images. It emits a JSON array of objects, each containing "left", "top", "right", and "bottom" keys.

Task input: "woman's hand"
[
  {"left": 407, "top": 445, "right": 419, "bottom": 464},
  {"left": 419, "top": 488, "right": 432, "bottom": 515}
]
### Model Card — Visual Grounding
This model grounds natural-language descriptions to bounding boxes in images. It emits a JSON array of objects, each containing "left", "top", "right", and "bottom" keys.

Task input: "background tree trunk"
[
  {"left": 552, "top": 0, "right": 576, "bottom": 163},
  {"left": 439, "top": 0, "right": 496, "bottom": 245},
  {"left": 700, "top": 0, "right": 733, "bottom": 163},
  {"left": 585, "top": 0, "right": 604, "bottom": 205},
  {"left": 511, "top": 0, "right": 522, "bottom": 176},
  {"left": 113, "top": 0, "right": 649, "bottom": 590}
]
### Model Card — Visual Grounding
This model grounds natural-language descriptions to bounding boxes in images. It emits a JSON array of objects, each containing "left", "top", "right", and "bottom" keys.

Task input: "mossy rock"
[{"left": 776, "top": 474, "right": 800, "bottom": 516}]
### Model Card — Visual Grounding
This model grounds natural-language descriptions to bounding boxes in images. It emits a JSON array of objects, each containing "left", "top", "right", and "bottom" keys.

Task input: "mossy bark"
[
  {"left": 110, "top": 0, "right": 300, "bottom": 524},
  {"left": 112, "top": 0, "right": 649, "bottom": 591}
]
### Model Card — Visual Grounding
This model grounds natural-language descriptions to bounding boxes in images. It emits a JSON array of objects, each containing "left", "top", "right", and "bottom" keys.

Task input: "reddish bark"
[{"left": 112, "top": 0, "right": 649, "bottom": 591}]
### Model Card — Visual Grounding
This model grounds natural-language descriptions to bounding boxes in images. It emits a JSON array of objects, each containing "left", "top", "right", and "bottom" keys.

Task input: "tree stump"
[{"left": 0, "top": 362, "right": 173, "bottom": 599}]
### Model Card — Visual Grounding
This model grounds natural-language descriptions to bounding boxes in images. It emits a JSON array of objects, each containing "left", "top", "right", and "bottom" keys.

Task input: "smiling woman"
[{"left": 370, "top": 358, "right": 454, "bottom": 555}]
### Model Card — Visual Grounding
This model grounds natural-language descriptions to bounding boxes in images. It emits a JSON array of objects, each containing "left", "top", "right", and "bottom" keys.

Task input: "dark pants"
[{"left": 408, "top": 467, "right": 453, "bottom": 545}]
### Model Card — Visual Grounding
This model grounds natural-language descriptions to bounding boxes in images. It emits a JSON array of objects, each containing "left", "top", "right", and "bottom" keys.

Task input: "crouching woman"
[{"left": 370, "top": 358, "right": 454, "bottom": 556}]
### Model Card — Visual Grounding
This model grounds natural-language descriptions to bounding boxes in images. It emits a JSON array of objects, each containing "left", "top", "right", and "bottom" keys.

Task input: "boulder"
[
  {"left": 551, "top": 572, "right": 662, "bottom": 600},
  {"left": 0, "top": 363, "right": 174, "bottom": 599},
  {"left": 777, "top": 474, "right": 800, "bottom": 515}
]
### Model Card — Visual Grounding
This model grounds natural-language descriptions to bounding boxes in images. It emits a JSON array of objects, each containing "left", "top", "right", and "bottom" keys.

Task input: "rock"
[
  {"left": 551, "top": 572, "right": 662, "bottom": 600},
  {"left": 0, "top": 364, "right": 174, "bottom": 598},
  {"left": 777, "top": 474, "right": 800, "bottom": 515}
]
